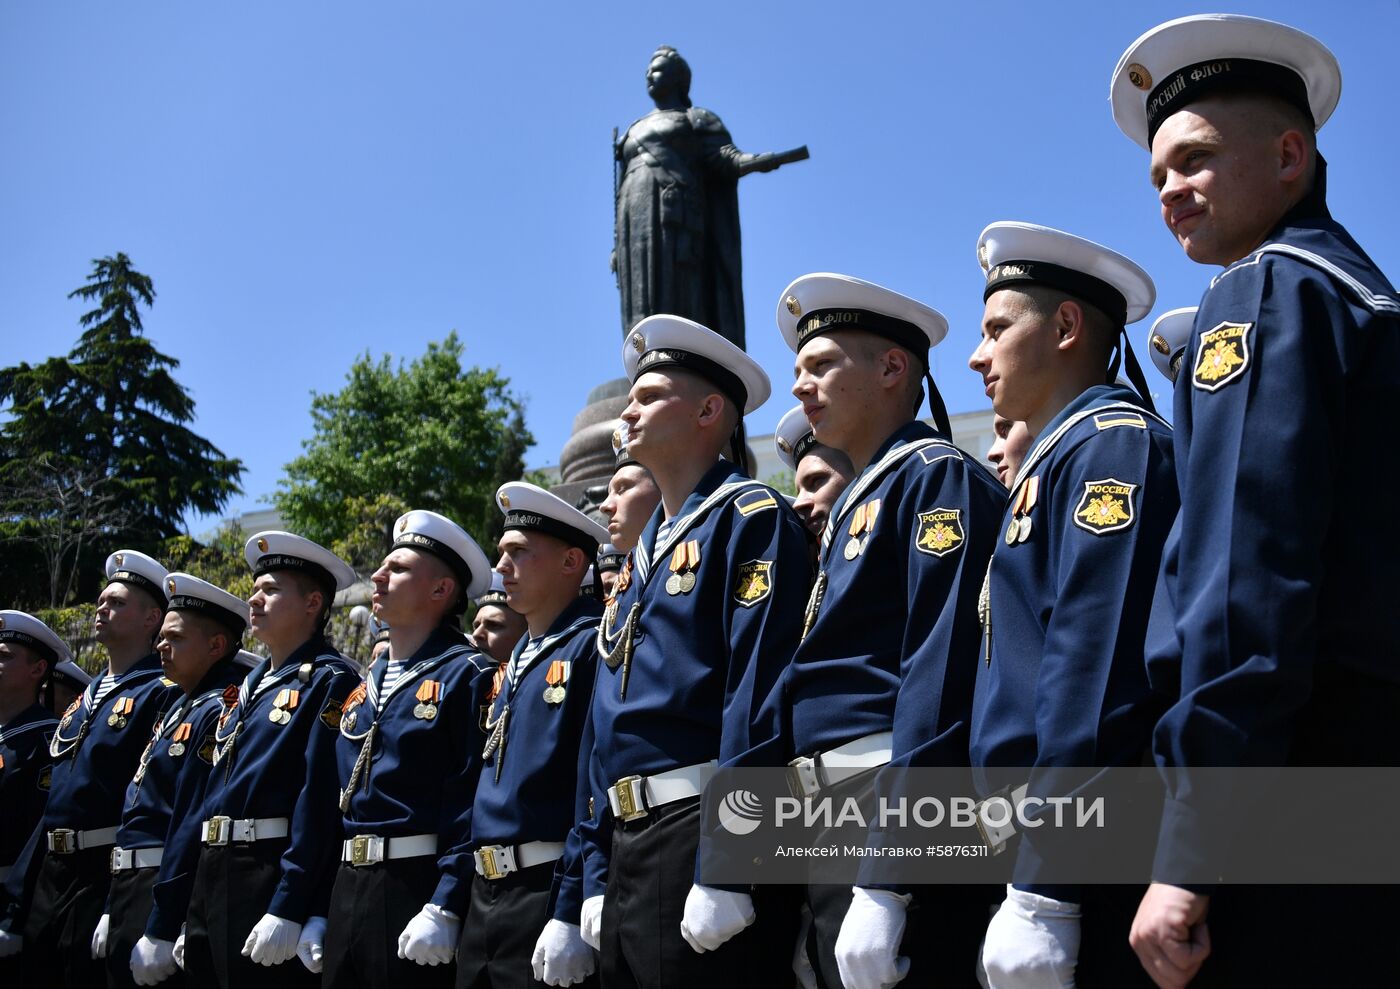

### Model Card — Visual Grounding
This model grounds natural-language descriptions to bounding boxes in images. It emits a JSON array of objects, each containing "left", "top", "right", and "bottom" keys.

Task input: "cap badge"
[
  {"left": 257, "top": 537, "right": 269, "bottom": 552},
  {"left": 166, "top": 578, "right": 177, "bottom": 595},
  {"left": 396, "top": 517, "right": 408, "bottom": 535},
  {"left": 777, "top": 437, "right": 792, "bottom": 454},
  {"left": 1126, "top": 63, "right": 1153, "bottom": 91},
  {"left": 977, "top": 243, "right": 990, "bottom": 273},
  {"left": 630, "top": 331, "right": 645, "bottom": 354},
  {"left": 500, "top": 493, "right": 511, "bottom": 509},
  {"left": 1150, "top": 333, "right": 1170, "bottom": 355},
  {"left": 114, "top": 553, "right": 125, "bottom": 567},
  {"left": 785, "top": 295, "right": 802, "bottom": 317},
  {"left": 0, "top": 616, "right": 6, "bottom": 629}
]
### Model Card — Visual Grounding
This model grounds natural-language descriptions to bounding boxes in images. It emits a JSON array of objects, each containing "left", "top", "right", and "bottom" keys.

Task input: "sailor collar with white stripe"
[
  {"left": 51, "top": 653, "right": 164, "bottom": 749},
  {"left": 0, "top": 704, "right": 58, "bottom": 746},
  {"left": 504, "top": 600, "right": 601, "bottom": 687},
  {"left": 819, "top": 427, "right": 958, "bottom": 553},
  {"left": 157, "top": 656, "right": 246, "bottom": 736},
  {"left": 1010, "top": 386, "right": 1168, "bottom": 501},
  {"left": 1214, "top": 241, "right": 1400, "bottom": 316},
  {"left": 367, "top": 631, "right": 478, "bottom": 712},
  {"left": 633, "top": 461, "right": 767, "bottom": 580}
]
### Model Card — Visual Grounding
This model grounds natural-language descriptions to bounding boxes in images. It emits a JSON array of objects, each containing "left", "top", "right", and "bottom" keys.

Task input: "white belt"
[
  {"left": 975, "top": 783, "right": 1029, "bottom": 855},
  {"left": 341, "top": 832, "right": 437, "bottom": 867},
  {"left": 46, "top": 826, "right": 120, "bottom": 854},
  {"left": 110, "top": 846, "right": 164, "bottom": 872},
  {"left": 787, "top": 731, "right": 893, "bottom": 798},
  {"left": 607, "top": 760, "right": 717, "bottom": 822},
  {"left": 201, "top": 816, "right": 290, "bottom": 846},
  {"left": 473, "top": 840, "right": 566, "bottom": 880}
]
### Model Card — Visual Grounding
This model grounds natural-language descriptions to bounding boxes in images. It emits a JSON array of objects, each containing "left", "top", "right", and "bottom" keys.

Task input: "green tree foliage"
[
  {"left": 274, "top": 333, "right": 533, "bottom": 552},
  {"left": 0, "top": 254, "right": 244, "bottom": 606}
]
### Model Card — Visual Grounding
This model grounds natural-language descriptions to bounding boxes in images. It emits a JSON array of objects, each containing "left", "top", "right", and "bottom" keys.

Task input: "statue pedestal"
[{"left": 551, "top": 377, "right": 630, "bottom": 522}]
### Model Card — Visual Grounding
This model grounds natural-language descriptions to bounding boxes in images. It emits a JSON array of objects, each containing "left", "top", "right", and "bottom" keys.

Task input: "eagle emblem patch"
[
  {"left": 1192, "top": 321, "right": 1252, "bottom": 392},
  {"left": 915, "top": 508, "right": 964, "bottom": 557},
  {"left": 733, "top": 560, "right": 773, "bottom": 608},
  {"left": 1073, "top": 478, "right": 1139, "bottom": 535}
]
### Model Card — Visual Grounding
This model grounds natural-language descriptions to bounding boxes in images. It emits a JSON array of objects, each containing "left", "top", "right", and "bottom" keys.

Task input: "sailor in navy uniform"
[
  {"left": 765, "top": 274, "right": 1002, "bottom": 989},
  {"left": 0, "top": 612, "right": 64, "bottom": 975},
  {"left": 1145, "top": 308, "right": 1195, "bottom": 386},
  {"left": 1110, "top": 15, "right": 1400, "bottom": 986},
  {"left": 323, "top": 510, "right": 495, "bottom": 988},
  {"left": 576, "top": 314, "right": 808, "bottom": 988},
  {"left": 180, "top": 532, "right": 358, "bottom": 987},
  {"left": 49, "top": 655, "right": 93, "bottom": 721},
  {"left": 595, "top": 546, "right": 625, "bottom": 601},
  {"left": 773, "top": 403, "right": 854, "bottom": 542},
  {"left": 451, "top": 482, "right": 605, "bottom": 988},
  {"left": 0, "top": 550, "right": 177, "bottom": 988},
  {"left": 471, "top": 573, "right": 528, "bottom": 667},
  {"left": 93, "top": 575, "right": 254, "bottom": 987},
  {"left": 965, "top": 223, "right": 1177, "bottom": 987},
  {"left": 599, "top": 421, "right": 661, "bottom": 559}
]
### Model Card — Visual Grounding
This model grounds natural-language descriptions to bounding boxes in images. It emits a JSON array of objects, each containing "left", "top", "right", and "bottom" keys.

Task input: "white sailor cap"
[
  {"left": 1148, "top": 307, "right": 1197, "bottom": 382},
  {"left": 611, "top": 421, "right": 642, "bottom": 471},
  {"left": 105, "top": 550, "right": 169, "bottom": 607},
  {"left": 497, "top": 482, "right": 609, "bottom": 555},
  {"left": 392, "top": 509, "right": 492, "bottom": 601},
  {"left": 623, "top": 315, "right": 771, "bottom": 415},
  {"left": 579, "top": 566, "right": 598, "bottom": 598},
  {"left": 1111, "top": 14, "right": 1341, "bottom": 149},
  {"left": 51, "top": 657, "right": 91, "bottom": 689},
  {"left": 776, "top": 273, "right": 947, "bottom": 359},
  {"left": 597, "top": 544, "right": 626, "bottom": 574},
  {"left": 774, "top": 405, "right": 819, "bottom": 472},
  {"left": 475, "top": 571, "right": 510, "bottom": 609},
  {"left": 0, "top": 610, "right": 72, "bottom": 666},
  {"left": 978, "top": 222, "right": 1157, "bottom": 326},
  {"left": 245, "top": 531, "right": 357, "bottom": 593},
  {"left": 163, "top": 573, "right": 248, "bottom": 635},
  {"left": 234, "top": 649, "right": 261, "bottom": 670}
]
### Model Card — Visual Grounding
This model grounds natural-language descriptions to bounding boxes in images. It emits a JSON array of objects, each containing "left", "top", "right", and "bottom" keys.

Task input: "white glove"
[
  {"left": 579, "top": 895, "right": 604, "bottom": 951},
  {"left": 173, "top": 926, "right": 185, "bottom": 970},
  {"left": 130, "top": 935, "right": 178, "bottom": 985},
  {"left": 241, "top": 913, "right": 303, "bottom": 966},
  {"left": 396, "top": 903, "right": 460, "bottom": 966},
  {"left": 678, "top": 884, "right": 755, "bottom": 953},
  {"left": 296, "top": 916, "right": 326, "bottom": 974},
  {"left": 793, "top": 905, "right": 818, "bottom": 989},
  {"left": 981, "top": 885, "right": 1081, "bottom": 989},
  {"left": 92, "top": 913, "right": 111, "bottom": 959},
  {"left": 0, "top": 927, "right": 23, "bottom": 957},
  {"left": 835, "top": 887, "right": 913, "bottom": 989},
  {"left": 531, "top": 919, "right": 596, "bottom": 986}
]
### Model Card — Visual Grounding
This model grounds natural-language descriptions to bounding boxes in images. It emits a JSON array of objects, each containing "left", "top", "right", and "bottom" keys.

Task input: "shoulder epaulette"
[
  {"left": 734, "top": 489, "right": 779, "bottom": 516},
  {"left": 1094, "top": 411, "right": 1147, "bottom": 431}
]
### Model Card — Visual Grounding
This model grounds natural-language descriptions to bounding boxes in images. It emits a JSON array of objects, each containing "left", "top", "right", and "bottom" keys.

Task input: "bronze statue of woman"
[{"left": 613, "top": 46, "right": 806, "bottom": 350}]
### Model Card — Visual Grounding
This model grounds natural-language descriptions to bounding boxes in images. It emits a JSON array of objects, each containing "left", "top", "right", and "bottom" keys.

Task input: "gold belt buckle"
[
  {"left": 48, "top": 829, "right": 77, "bottom": 854},
  {"left": 204, "top": 816, "right": 232, "bottom": 846},
  {"left": 613, "top": 775, "right": 646, "bottom": 822},
  {"left": 477, "top": 846, "right": 506, "bottom": 880},
  {"left": 349, "top": 835, "right": 372, "bottom": 866}
]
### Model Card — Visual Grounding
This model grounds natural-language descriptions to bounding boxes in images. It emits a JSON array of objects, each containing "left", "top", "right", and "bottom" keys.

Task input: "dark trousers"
[
  {"left": 323, "top": 855, "right": 455, "bottom": 989},
  {"left": 1189, "top": 665, "right": 1400, "bottom": 987},
  {"left": 21, "top": 845, "right": 109, "bottom": 989},
  {"left": 456, "top": 860, "right": 591, "bottom": 989},
  {"left": 600, "top": 797, "right": 797, "bottom": 989},
  {"left": 107, "top": 864, "right": 184, "bottom": 988},
  {"left": 804, "top": 882, "right": 995, "bottom": 989},
  {"left": 185, "top": 840, "right": 315, "bottom": 989}
]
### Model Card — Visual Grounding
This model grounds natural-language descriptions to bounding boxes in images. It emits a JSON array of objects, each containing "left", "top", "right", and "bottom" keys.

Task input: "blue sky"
[{"left": 3, "top": 1, "right": 1396, "bottom": 536}]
